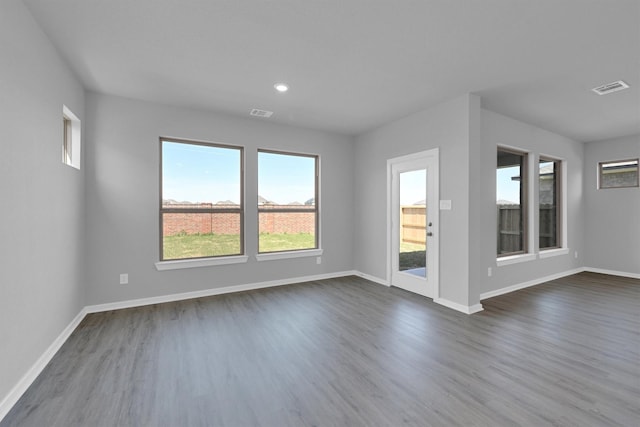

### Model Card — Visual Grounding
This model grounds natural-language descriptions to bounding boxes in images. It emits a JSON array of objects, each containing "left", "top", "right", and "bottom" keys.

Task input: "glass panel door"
[{"left": 388, "top": 149, "right": 438, "bottom": 299}]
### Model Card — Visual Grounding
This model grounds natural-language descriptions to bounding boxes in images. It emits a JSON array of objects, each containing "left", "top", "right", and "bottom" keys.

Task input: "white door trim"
[{"left": 386, "top": 148, "right": 440, "bottom": 300}]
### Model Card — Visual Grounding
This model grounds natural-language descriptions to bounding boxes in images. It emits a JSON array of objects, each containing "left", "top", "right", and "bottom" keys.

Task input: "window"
[
  {"left": 539, "top": 157, "right": 561, "bottom": 249},
  {"left": 63, "top": 117, "right": 72, "bottom": 164},
  {"left": 598, "top": 159, "right": 639, "bottom": 189},
  {"left": 160, "top": 138, "right": 243, "bottom": 261},
  {"left": 497, "top": 148, "right": 528, "bottom": 256},
  {"left": 258, "top": 150, "right": 318, "bottom": 253},
  {"left": 62, "top": 105, "right": 81, "bottom": 169}
]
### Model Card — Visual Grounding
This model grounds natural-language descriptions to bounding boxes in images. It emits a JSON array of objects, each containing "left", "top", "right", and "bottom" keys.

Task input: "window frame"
[
  {"left": 496, "top": 146, "right": 529, "bottom": 258},
  {"left": 538, "top": 156, "right": 562, "bottom": 251},
  {"left": 62, "top": 105, "right": 81, "bottom": 170},
  {"left": 598, "top": 158, "right": 639, "bottom": 189},
  {"left": 257, "top": 149, "right": 320, "bottom": 255},
  {"left": 158, "top": 137, "right": 245, "bottom": 262}
]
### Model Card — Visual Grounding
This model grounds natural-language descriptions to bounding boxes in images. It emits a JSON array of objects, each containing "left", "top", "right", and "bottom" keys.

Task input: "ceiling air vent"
[
  {"left": 592, "top": 80, "right": 630, "bottom": 95},
  {"left": 249, "top": 108, "right": 274, "bottom": 118}
]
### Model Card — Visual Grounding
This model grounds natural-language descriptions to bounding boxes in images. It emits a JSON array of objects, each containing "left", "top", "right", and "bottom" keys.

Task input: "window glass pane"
[
  {"left": 258, "top": 151, "right": 317, "bottom": 253},
  {"left": 599, "top": 159, "right": 639, "bottom": 189},
  {"left": 63, "top": 117, "right": 72, "bottom": 164},
  {"left": 162, "top": 213, "right": 241, "bottom": 259},
  {"left": 258, "top": 211, "right": 316, "bottom": 252},
  {"left": 539, "top": 159, "right": 558, "bottom": 249},
  {"left": 258, "top": 152, "right": 315, "bottom": 206},
  {"left": 398, "top": 169, "right": 426, "bottom": 277},
  {"left": 162, "top": 141, "right": 241, "bottom": 208},
  {"left": 497, "top": 149, "right": 525, "bottom": 255},
  {"left": 161, "top": 139, "right": 243, "bottom": 260}
]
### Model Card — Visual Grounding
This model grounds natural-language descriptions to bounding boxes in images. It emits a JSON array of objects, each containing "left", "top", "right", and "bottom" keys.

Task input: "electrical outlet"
[
  {"left": 316, "top": 257, "right": 322, "bottom": 265},
  {"left": 120, "top": 273, "right": 128, "bottom": 285},
  {"left": 574, "top": 251, "right": 578, "bottom": 259},
  {"left": 488, "top": 267, "right": 492, "bottom": 277}
]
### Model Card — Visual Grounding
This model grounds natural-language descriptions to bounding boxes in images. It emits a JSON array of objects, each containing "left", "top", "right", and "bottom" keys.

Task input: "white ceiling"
[{"left": 24, "top": 0, "right": 640, "bottom": 141}]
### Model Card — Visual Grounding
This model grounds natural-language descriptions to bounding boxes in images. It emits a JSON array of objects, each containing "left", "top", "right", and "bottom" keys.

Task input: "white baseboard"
[
  {"left": 479, "top": 266, "right": 640, "bottom": 302},
  {"left": 583, "top": 267, "right": 640, "bottom": 280},
  {"left": 356, "top": 272, "right": 484, "bottom": 315},
  {"left": 433, "top": 298, "right": 484, "bottom": 314},
  {"left": 354, "top": 271, "right": 389, "bottom": 287},
  {"left": 480, "top": 267, "right": 585, "bottom": 300},
  {"left": 85, "top": 270, "right": 357, "bottom": 314},
  {"left": 0, "top": 307, "right": 88, "bottom": 422}
]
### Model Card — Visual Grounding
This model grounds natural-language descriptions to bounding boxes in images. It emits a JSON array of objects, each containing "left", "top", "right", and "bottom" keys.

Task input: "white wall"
[
  {"left": 353, "top": 99, "right": 588, "bottom": 308},
  {"left": 479, "top": 109, "right": 585, "bottom": 295},
  {"left": 0, "top": 0, "right": 85, "bottom": 403},
  {"left": 84, "top": 93, "right": 354, "bottom": 305},
  {"left": 584, "top": 134, "right": 640, "bottom": 275},
  {"left": 354, "top": 94, "right": 480, "bottom": 308}
]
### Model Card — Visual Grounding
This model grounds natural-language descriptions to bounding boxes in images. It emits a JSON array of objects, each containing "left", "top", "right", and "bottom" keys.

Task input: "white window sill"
[
  {"left": 155, "top": 255, "right": 249, "bottom": 271},
  {"left": 539, "top": 247, "right": 569, "bottom": 259},
  {"left": 255, "top": 248, "right": 323, "bottom": 262},
  {"left": 497, "top": 253, "right": 536, "bottom": 267}
]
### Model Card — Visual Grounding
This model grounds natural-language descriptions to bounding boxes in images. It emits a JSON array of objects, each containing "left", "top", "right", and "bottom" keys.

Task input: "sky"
[
  {"left": 162, "top": 141, "right": 315, "bottom": 205},
  {"left": 258, "top": 152, "right": 315, "bottom": 204},
  {"left": 497, "top": 162, "right": 555, "bottom": 203},
  {"left": 162, "top": 140, "right": 529, "bottom": 205},
  {"left": 400, "top": 169, "right": 426, "bottom": 205},
  {"left": 496, "top": 166, "right": 521, "bottom": 203},
  {"left": 400, "top": 166, "right": 526, "bottom": 206}
]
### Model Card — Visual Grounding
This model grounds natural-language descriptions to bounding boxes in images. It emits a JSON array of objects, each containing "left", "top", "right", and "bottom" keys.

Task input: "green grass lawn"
[
  {"left": 399, "top": 242, "right": 426, "bottom": 271},
  {"left": 163, "top": 233, "right": 315, "bottom": 259},
  {"left": 258, "top": 233, "right": 315, "bottom": 253},
  {"left": 399, "top": 250, "right": 426, "bottom": 271},
  {"left": 163, "top": 233, "right": 241, "bottom": 259}
]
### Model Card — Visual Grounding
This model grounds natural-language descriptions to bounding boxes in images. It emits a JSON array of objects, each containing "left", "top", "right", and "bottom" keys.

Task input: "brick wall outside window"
[{"left": 163, "top": 205, "right": 315, "bottom": 236}]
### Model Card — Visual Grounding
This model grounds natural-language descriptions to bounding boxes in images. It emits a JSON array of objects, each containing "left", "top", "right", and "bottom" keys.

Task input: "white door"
[{"left": 388, "top": 149, "right": 439, "bottom": 299}]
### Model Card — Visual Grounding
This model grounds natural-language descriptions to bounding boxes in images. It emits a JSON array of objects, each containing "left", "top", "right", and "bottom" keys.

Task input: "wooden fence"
[
  {"left": 497, "top": 205, "right": 556, "bottom": 254},
  {"left": 401, "top": 206, "right": 426, "bottom": 245},
  {"left": 539, "top": 205, "right": 557, "bottom": 248},
  {"left": 497, "top": 205, "right": 522, "bottom": 254}
]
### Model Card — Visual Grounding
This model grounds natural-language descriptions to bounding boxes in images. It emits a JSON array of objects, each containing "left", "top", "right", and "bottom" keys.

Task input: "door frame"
[{"left": 386, "top": 148, "right": 440, "bottom": 300}]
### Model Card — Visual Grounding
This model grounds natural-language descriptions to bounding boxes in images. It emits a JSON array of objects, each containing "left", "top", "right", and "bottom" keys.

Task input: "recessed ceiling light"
[{"left": 274, "top": 83, "right": 289, "bottom": 93}]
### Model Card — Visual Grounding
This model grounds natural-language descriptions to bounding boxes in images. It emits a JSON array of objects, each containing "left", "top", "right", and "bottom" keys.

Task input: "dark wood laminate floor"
[{"left": 2, "top": 272, "right": 639, "bottom": 427}]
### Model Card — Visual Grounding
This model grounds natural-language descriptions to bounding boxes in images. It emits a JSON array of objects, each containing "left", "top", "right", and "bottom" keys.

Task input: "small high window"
[
  {"left": 598, "top": 159, "right": 639, "bottom": 189},
  {"left": 62, "top": 105, "right": 81, "bottom": 169}
]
